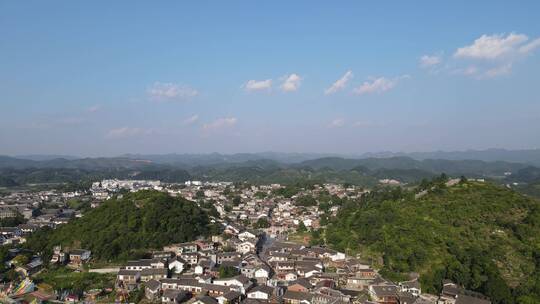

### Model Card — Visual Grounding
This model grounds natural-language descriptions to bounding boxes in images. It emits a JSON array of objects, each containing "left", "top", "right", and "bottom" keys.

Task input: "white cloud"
[
  {"left": 105, "top": 127, "right": 154, "bottom": 138},
  {"left": 452, "top": 65, "right": 479, "bottom": 76},
  {"left": 462, "top": 66, "right": 479, "bottom": 75},
  {"left": 453, "top": 63, "right": 513, "bottom": 79},
  {"left": 280, "top": 73, "right": 302, "bottom": 92},
  {"left": 454, "top": 33, "right": 529, "bottom": 59},
  {"left": 352, "top": 121, "right": 385, "bottom": 128},
  {"left": 419, "top": 55, "right": 441, "bottom": 68},
  {"left": 434, "top": 33, "right": 540, "bottom": 79},
  {"left": 147, "top": 82, "right": 198, "bottom": 101},
  {"left": 325, "top": 70, "right": 353, "bottom": 95},
  {"left": 353, "top": 75, "right": 409, "bottom": 95},
  {"left": 242, "top": 79, "right": 272, "bottom": 91},
  {"left": 203, "top": 117, "right": 238, "bottom": 130},
  {"left": 242, "top": 73, "right": 302, "bottom": 92},
  {"left": 328, "top": 118, "right": 345, "bottom": 128},
  {"left": 453, "top": 33, "right": 540, "bottom": 78},
  {"left": 484, "top": 64, "right": 512, "bottom": 78},
  {"left": 183, "top": 114, "right": 199, "bottom": 126},
  {"left": 87, "top": 105, "right": 101, "bottom": 113},
  {"left": 519, "top": 37, "right": 540, "bottom": 54}
]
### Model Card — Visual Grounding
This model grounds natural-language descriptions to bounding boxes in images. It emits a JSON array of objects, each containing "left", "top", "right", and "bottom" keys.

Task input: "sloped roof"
[
  {"left": 145, "top": 279, "right": 161, "bottom": 291},
  {"left": 283, "top": 290, "right": 312, "bottom": 301},
  {"left": 249, "top": 285, "right": 275, "bottom": 295}
]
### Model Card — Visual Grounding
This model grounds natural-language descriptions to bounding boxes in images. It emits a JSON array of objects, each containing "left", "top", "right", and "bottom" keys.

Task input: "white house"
[
  {"left": 238, "top": 230, "right": 258, "bottom": 241},
  {"left": 329, "top": 252, "right": 346, "bottom": 262},
  {"left": 195, "top": 260, "right": 214, "bottom": 275},
  {"left": 117, "top": 269, "right": 140, "bottom": 284},
  {"left": 254, "top": 265, "right": 270, "bottom": 280},
  {"left": 247, "top": 285, "right": 274, "bottom": 301},
  {"left": 214, "top": 275, "right": 252, "bottom": 294},
  {"left": 236, "top": 240, "right": 257, "bottom": 254},
  {"left": 194, "top": 264, "right": 205, "bottom": 275},
  {"left": 399, "top": 279, "right": 421, "bottom": 297},
  {"left": 125, "top": 259, "right": 153, "bottom": 271},
  {"left": 168, "top": 257, "right": 186, "bottom": 274},
  {"left": 285, "top": 272, "right": 298, "bottom": 281},
  {"left": 304, "top": 269, "right": 321, "bottom": 278}
]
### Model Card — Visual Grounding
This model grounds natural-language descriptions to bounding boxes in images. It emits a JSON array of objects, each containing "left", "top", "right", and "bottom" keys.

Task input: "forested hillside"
[
  {"left": 25, "top": 191, "right": 216, "bottom": 261},
  {"left": 325, "top": 179, "right": 540, "bottom": 304},
  {"left": 1, "top": 154, "right": 536, "bottom": 188}
]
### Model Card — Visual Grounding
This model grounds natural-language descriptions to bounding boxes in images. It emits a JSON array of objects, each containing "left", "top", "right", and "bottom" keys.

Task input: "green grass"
[{"left": 34, "top": 266, "right": 115, "bottom": 293}]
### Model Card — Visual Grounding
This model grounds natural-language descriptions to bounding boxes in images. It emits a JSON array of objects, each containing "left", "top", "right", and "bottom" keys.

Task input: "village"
[
  {"left": 0, "top": 179, "right": 491, "bottom": 304},
  {"left": 0, "top": 189, "right": 86, "bottom": 246}
]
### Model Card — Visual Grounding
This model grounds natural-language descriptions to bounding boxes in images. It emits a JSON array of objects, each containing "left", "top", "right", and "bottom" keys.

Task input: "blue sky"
[{"left": 1, "top": 1, "right": 540, "bottom": 156}]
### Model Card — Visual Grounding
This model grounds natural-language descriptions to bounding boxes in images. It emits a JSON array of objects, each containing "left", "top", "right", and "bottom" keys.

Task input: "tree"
[
  {"left": 25, "top": 190, "right": 213, "bottom": 262},
  {"left": 255, "top": 191, "right": 266, "bottom": 199},
  {"left": 12, "top": 255, "right": 29, "bottom": 266},
  {"left": 296, "top": 195, "right": 317, "bottom": 207},
  {"left": 310, "top": 229, "right": 323, "bottom": 246},
  {"left": 254, "top": 218, "right": 270, "bottom": 228},
  {"left": 128, "top": 287, "right": 145, "bottom": 303},
  {"left": 324, "top": 179, "right": 540, "bottom": 303},
  {"left": 195, "top": 190, "right": 205, "bottom": 199},
  {"left": 0, "top": 213, "right": 26, "bottom": 227},
  {"left": 218, "top": 265, "right": 238, "bottom": 278},
  {"left": 232, "top": 196, "right": 242, "bottom": 206},
  {"left": 318, "top": 201, "right": 331, "bottom": 213},
  {"left": 320, "top": 216, "right": 329, "bottom": 226},
  {"left": 297, "top": 221, "right": 307, "bottom": 233}
]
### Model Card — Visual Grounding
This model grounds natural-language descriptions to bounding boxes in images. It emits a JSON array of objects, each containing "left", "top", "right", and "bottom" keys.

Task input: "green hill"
[
  {"left": 299, "top": 156, "right": 526, "bottom": 176},
  {"left": 325, "top": 180, "right": 540, "bottom": 304},
  {"left": 26, "top": 190, "right": 216, "bottom": 261}
]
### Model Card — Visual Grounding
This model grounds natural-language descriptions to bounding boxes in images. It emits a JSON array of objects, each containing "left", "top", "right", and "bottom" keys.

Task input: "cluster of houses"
[
  {"left": 0, "top": 207, "right": 81, "bottom": 245},
  {"left": 49, "top": 246, "right": 92, "bottom": 269},
  {"left": 0, "top": 190, "right": 88, "bottom": 245},
  {"left": 87, "top": 180, "right": 365, "bottom": 239},
  {"left": 1, "top": 247, "right": 87, "bottom": 279},
  {"left": 0, "top": 180, "right": 493, "bottom": 304},
  {"left": 90, "top": 179, "right": 163, "bottom": 199},
  {"left": 174, "top": 182, "right": 364, "bottom": 237},
  {"left": 112, "top": 218, "right": 491, "bottom": 304},
  {"left": 3, "top": 248, "right": 45, "bottom": 278}
]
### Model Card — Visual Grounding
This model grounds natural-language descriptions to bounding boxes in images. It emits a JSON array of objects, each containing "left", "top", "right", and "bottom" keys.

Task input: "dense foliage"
[
  {"left": 295, "top": 195, "right": 317, "bottom": 207},
  {"left": 25, "top": 191, "right": 215, "bottom": 261},
  {"left": 0, "top": 213, "right": 27, "bottom": 227},
  {"left": 4, "top": 154, "right": 535, "bottom": 189},
  {"left": 0, "top": 176, "right": 18, "bottom": 187},
  {"left": 513, "top": 182, "right": 540, "bottom": 199},
  {"left": 254, "top": 218, "right": 270, "bottom": 228},
  {"left": 325, "top": 180, "right": 540, "bottom": 304},
  {"left": 218, "top": 265, "right": 239, "bottom": 278}
]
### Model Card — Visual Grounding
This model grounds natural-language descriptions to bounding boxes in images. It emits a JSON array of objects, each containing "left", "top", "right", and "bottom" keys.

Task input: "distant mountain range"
[
  {"left": 122, "top": 149, "right": 540, "bottom": 166},
  {"left": 1, "top": 149, "right": 540, "bottom": 188},
  {"left": 361, "top": 148, "right": 540, "bottom": 165},
  {"left": 14, "top": 154, "right": 80, "bottom": 161},
  {"left": 0, "top": 156, "right": 160, "bottom": 170},
  {"left": 5, "top": 148, "right": 540, "bottom": 167},
  {"left": 118, "top": 152, "right": 341, "bottom": 166}
]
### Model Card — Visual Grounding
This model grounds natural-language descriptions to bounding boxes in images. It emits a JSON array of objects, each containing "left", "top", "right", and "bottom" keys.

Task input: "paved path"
[{"left": 88, "top": 267, "right": 120, "bottom": 273}]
